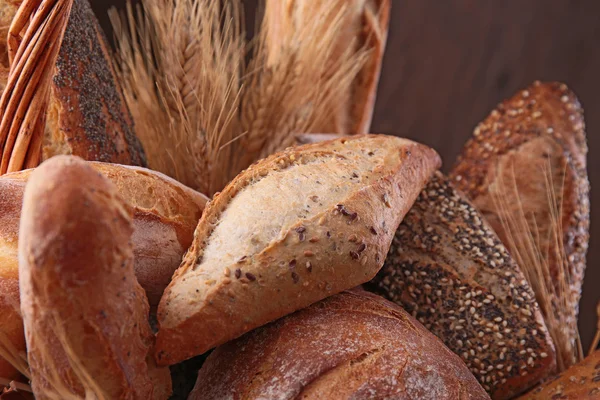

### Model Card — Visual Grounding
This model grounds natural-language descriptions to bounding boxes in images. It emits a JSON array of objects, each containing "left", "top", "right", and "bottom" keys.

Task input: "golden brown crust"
[
  {"left": 18, "top": 156, "right": 170, "bottom": 399},
  {"left": 156, "top": 134, "right": 440, "bottom": 365},
  {"left": 516, "top": 351, "right": 600, "bottom": 399},
  {"left": 369, "top": 172, "right": 556, "bottom": 399},
  {"left": 0, "top": 162, "right": 205, "bottom": 379},
  {"left": 450, "top": 81, "right": 589, "bottom": 369},
  {"left": 188, "top": 289, "right": 490, "bottom": 400}
]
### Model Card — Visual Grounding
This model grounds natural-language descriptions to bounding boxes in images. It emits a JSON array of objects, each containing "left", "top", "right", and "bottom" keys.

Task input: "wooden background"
[{"left": 92, "top": 1, "right": 600, "bottom": 349}]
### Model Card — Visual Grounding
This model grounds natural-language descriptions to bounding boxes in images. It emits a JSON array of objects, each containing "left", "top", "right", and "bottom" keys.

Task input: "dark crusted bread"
[
  {"left": 0, "top": 0, "right": 146, "bottom": 166},
  {"left": 18, "top": 156, "right": 170, "bottom": 399},
  {"left": 368, "top": 172, "right": 556, "bottom": 399},
  {"left": 156, "top": 134, "right": 440, "bottom": 365},
  {"left": 188, "top": 289, "right": 490, "bottom": 400},
  {"left": 450, "top": 81, "right": 589, "bottom": 370}
]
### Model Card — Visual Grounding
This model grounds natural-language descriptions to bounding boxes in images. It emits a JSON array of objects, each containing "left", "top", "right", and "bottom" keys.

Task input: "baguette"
[
  {"left": 18, "top": 156, "right": 171, "bottom": 399},
  {"left": 156, "top": 134, "right": 440, "bottom": 365},
  {"left": 0, "top": 0, "right": 146, "bottom": 166},
  {"left": 516, "top": 350, "right": 600, "bottom": 399},
  {"left": 450, "top": 81, "right": 589, "bottom": 370},
  {"left": 368, "top": 172, "right": 556, "bottom": 399},
  {"left": 189, "top": 289, "right": 490, "bottom": 400},
  {"left": 264, "top": 0, "right": 390, "bottom": 134},
  {"left": 0, "top": 162, "right": 206, "bottom": 381}
]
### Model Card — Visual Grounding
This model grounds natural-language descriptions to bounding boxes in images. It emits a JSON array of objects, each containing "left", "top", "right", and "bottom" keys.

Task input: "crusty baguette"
[
  {"left": 450, "top": 81, "right": 589, "bottom": 370},
  {"left": 264, "top": 0, "right": 390, "bottom": 134},
  {"left": 516, "top": 350, "right": 600, "bottom": 399},
  {"left": 188, "top": 289, "right": 490, "bottom": 400},
  {"left": 156, "top": 134, "right": 440, "bottom": 365},
  {"left": 0, "top": 0, "right": 146, "bottom": 166},
  {"left": 18, "top": 156, "right": 171, "bottom": 399},
  {"left": 0, "top": 162, "right": 206, "bottom": 381},
  {"left": 368, "top": 172, "right": 556, "bottom": 399}
]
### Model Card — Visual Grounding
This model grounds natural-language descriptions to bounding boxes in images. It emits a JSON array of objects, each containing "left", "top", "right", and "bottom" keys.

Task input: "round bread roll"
[{"left": 189, "top": 289, "right": 490, "bottom": 400}]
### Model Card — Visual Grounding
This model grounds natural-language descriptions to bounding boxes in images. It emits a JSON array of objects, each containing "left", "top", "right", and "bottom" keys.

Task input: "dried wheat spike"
[{"left": 451, "top": 81, "right": 589, "bottom": 372}]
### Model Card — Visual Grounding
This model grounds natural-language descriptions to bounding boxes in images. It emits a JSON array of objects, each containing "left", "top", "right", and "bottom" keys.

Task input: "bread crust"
[
  {"left": 156, "top": 134, "right": 440, "bottom": 365},
  {"left": 369, "top": 172, "right": 556, "bottom": 399},
  {"left": 516, "top": 350, "right": 600, "bottom": 399},
  {"left": 188, "top": 289, "right": 490, "bottom": 400},
  {"left": 450, "top": 81, "right": 589, "bottom": 369},
  {"left": 0, "top": 162, "right": 206, "bottom": 380},
  {"left": 18, "top": 156, "right": 170, "bottom": 399}
]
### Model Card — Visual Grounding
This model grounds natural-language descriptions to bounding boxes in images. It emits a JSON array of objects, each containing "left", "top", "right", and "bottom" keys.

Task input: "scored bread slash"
[
  {"left": 515, "top": 350, "right": 600, "bottom": 399},
  {"left": 18, "top": 156, "right": 171, "bottom": 399},
  {"left": 155, "top": 134, "right": 441, "bottom": 365},
  {"left": 368, "top": 172, "right": 556, "bottom": 399},
  {"left": 450, "top": 81, "right": 589, "bottom": 371},
  {"left": 188, "top": 289, "right": 490, "bottom": 400}
]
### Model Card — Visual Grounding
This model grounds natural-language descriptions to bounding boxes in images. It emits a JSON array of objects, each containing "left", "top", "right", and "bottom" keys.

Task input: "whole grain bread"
[
  {"left": 0, "top": 0, "right": 146, "bottom": 166},
  {"left": 264, "top": 0, "right": 390, "bottom": 134},
  {"left": 18, "top": 156, "right": 170, "bottom": 399},
  {"left": 155, "top": 134, "right": 440, "bottom": 365},
  {"left": 188, "top": 289, "right": 490, "bottom": 400},
  {"left": 0, "top": 161, "right": 206, "bottom": 381},
  {"left": 450, "top": 81, "right": 589, "bottom": 370},
  {"left": 368, "top": 172, "right": 556, "bottom": 399},
  {"left": 516, "top": 350, "right": 600, "bottom": 399}
]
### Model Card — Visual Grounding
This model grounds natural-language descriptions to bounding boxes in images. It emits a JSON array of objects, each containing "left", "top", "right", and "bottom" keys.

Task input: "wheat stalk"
[
  {"left": 491, "top": 159, "right": 581, "bottom": 371},
  {"left": 110, "top": 0, "right": 244, "bottom": 196}
]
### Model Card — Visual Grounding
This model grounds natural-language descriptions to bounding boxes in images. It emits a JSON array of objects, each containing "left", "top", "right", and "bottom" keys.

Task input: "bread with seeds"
[
  {"left": 155, "top": 134, "right": 441, "bottom": 365},
  {"left": 516, "top": 350, "right": 600, "bottom": 399},
  {"left": 0, "top": 161, "right": 206, "bottom": 381},
  {"left": 450, "top": 81, "right": 589, "bottom": 371},
  {"left": 19, "top": 156, "right": 171, "bottom": 399},
  {"left": 0, "top": 0, "right": 146, "bottom": 166},
  {"left": 188, "top": 289, "right": 490, "bottom": 400},
  {"left": 368, "top": 172, "right": 556, "bottom": 399}
]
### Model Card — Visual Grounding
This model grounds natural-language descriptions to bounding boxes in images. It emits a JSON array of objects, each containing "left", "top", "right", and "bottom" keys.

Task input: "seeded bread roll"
[
  {"left": 188, "top": 289, "right": 490, "bottom": 400},
  {"left": 0, "top": 162, "right": 206, "bottom": 381},
  {"left": 0, "top": 0, "right": 146, "bottom": 166},
  {"left": 156, "top": 134, "right": 440, "bottom": 365},
  {"left": 368, "top": 172, "right": 556, "bottom": 399},
  {"left": 450, "top": 81, "right": 589, "bottom": 370},
  {"left": 516, "top": 350, "right": 600, "bottom": 399},
  {"left": 19, "top": 156, "right": 171, "bottom": 399}
]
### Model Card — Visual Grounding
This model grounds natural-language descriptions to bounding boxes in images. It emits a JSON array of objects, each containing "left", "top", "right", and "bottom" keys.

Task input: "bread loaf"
[
  {"left": 450, "top": 81, "right": 589, "bottom": 370},
  {"left": 188, "top": 289, "right": 490, "bottom": 400},
  {"left": 516, "top": 350, "right": 600, "bottom": 399},
  {"left": 264, "top": 0, "right": 390, "bottom": 135},
  {"left": 19, "top": 156, "right": 171, "bottom": 399},
  {"left": 156, "top": 134, "right": 440, "bottom": 365},
  {"left": 0, "top": 162, "right": 206, "bottom": 381},
  {"left": 368, "top": 172, "right": 556, "bottom": 399},
  {"left": 0, "top": 0, "right": 146, "bottom": 166}
]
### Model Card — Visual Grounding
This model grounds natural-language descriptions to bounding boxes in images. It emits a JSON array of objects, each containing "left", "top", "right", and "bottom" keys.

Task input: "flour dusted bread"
[
  {"left": 188, "top": 289, "right": 489, "bottom": 400},
  {"left": 516, "top": 350, "right": 600, "bottom": 399},
  {"left": 156, "top": 134, "right": 440, "bottom": 365},
  {"left": 0, "top": 162, "right": 206, "bottom": 381},
  {"left": 369, "top": 173, "right": 556, "bottom": 399},
  {"left": 450, "top": 81, "right": 589, "bottom": 370},
  {"left": 18, "top": 156, "right": 171, "bottom": 399},
  {"left": 0, "top": 0, "right": 145, "bottom": 166}
]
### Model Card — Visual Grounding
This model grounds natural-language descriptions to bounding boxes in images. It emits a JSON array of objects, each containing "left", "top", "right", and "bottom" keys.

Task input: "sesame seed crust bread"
[
  {"left": 368, "top": 172, "right": 556, "bottom": 399},
  {"left": 155, "top": 134, "right": 441, "bottom": 365},
  {"left": 0, "top": 161, "right": 206, "bottom": 380},
  {"left": 516, "top": 350, "right": 600, "bottom": 400},
  {"left": 18, "top": 156, "right": 171, "bottom": 399},
  {"left": 450, "top": 81, "right": 589, "bottom": 369},
  {"left": 0, "top": 0, "right": 146, "bottom": 166},
  {"left": 188, "top": 289, "right": 490, "bottom": 400}
]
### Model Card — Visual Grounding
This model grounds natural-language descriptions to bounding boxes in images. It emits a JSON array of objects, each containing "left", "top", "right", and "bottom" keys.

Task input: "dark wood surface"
[{"left": 93, "top": 0, "right": 600, "bottom": 349}]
